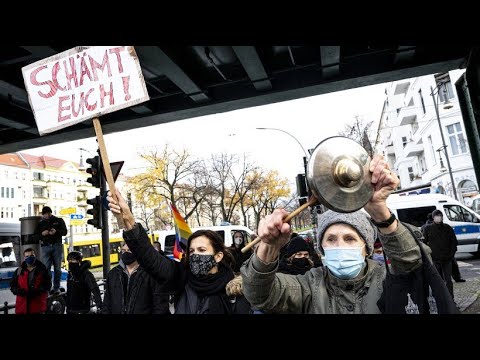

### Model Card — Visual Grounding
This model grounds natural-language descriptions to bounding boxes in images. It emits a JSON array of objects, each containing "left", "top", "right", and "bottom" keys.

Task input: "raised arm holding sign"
[{"left": 22, "top": 46, "right": 150, "bottom": 229}]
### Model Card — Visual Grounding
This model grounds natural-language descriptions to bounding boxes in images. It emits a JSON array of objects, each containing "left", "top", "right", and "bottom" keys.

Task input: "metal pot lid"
[{"left": 307, "top": 136, "right": 373, "bottom": 213}]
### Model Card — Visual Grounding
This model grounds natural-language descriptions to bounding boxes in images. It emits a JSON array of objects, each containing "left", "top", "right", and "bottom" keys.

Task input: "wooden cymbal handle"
[{"left": 241, "top": 197, "right": 318, "bottom": 253}]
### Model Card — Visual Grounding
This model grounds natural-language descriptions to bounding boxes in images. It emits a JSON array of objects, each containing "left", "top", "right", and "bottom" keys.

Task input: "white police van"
[
  {"left": 154, "top": 224, "right": 255, "bottom": 258},
  {"left": 386, "top": 193, "right": 480, "bottom": 256}
]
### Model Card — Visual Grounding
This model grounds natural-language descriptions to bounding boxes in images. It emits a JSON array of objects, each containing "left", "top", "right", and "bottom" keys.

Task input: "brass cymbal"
[{"left": 307, "top": 136, "right": 373, "bottom": 213}]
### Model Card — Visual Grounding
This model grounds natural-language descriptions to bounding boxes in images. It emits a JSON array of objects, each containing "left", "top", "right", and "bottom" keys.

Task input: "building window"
[
  {"left": 428, "top": 136, "right": 436, "bottom": 165},
  {"left": 419, "top": 156, "right": 426, "bottom": 173},
  {"left": 402, "top": 136, "right": 408, "bottom": 148},
  {"left": 438, "top": 80, "right": 455, "bottom": 102},
  {"left": 33, "top": 172, "right": 43, "bottom": 181},
  {"left": 5, "top": 188, "right": 9, "bottom": 198},
  {"left": 10, "top": 188, "right": 14, "bottom": 199},
  {"left": 447, "top": 122, "right": 467, "bottom": 155},
  {"left": 418, "top": 89, "right": 426, "bottom": 115},
  {"left": 408, "top": 167, "right": 415, "bottom": 182},
  {"left": 1, "top": 187, "right": 3, "bottom": 198}
]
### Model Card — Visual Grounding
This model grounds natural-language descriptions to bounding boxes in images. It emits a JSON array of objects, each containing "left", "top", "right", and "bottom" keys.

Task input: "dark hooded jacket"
[
  {"left": 123, "top": 223, "right": 240, "bottom": 314},
  {"left": 102, "top": 260, "right": 170, "bottom": 314},
  {"left": 66, "top": 260, "right": 102, "bottom": 313},
  {"left": 10, "top": 259, "right": 51, "bottom": 314}
]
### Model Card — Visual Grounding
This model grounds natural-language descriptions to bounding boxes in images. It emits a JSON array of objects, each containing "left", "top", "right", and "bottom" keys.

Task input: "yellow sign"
[
  {"left": 59, "top": 207, "right": 76, "bottom": 215},
  {"left": 70, "top": 219, "right": 85, "bottom": 226}
]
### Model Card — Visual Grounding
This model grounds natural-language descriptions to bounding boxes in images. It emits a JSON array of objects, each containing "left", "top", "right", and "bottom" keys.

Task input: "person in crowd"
[
  {"left": 153, "top": 241, "right": 162, "bottom": 252},
  {"left": 10, "top": 248, "right": 51, "bottom": 314},
  {"left": 422, "top": 209, "right": 458, "bottom": 299},
  {"left": 278, "top": 236, "right": 314, "bottom": 275},
  {"left": 422, "top": 212, "right": 465, "bottom": 283},
  {"left": 229, "top": 231, "right": 252, "bottom": 272},
  {"left": 105, "top": 193, "right": 250, "bottom": 314},
  {"left": 35, "top": 206, "right": 67, "bottom": 295},
  {"left": 102, "top": 242, "right": 171, "bottom": 314},
  {"left": 65, "top": 251, "right": 102, "bottom": 314},
  {"left": 240, "top": 154, "right": 431, "bottom": 314},
  {"left": 372, "top": 239, "right": 390, "bottom": 264}
]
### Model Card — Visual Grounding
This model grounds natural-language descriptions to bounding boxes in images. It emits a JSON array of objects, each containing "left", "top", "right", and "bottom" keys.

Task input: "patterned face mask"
[{"left": 189, "top": 254, "right": 217, "bottom": 276}]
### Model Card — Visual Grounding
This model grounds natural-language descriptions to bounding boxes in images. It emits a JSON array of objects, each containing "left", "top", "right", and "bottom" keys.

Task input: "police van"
[
  {"left": 386, "top": 193, "right": 480, "bottom": 256},
  {"left": 154, "top": 224, "right": 255, "bottom": 258}
]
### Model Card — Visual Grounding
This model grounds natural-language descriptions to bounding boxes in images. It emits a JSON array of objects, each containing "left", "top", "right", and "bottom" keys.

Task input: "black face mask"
[
  {"left": 69, "top": 262, "right": 80, "bottom": 272},
  {"left": 189, "top": 254, "right": 217, "bottom": 277},
  {"left": 291, "top": 258, "right": 312, "bottom": 271},
  {"left": 121, "top": 252, "right": 137, "bottom": 265}
]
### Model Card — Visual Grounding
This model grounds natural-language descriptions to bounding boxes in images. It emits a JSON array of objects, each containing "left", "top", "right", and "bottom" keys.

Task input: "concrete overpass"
[{"left": 0, "top": 45, "right": 475, "bottom": 154}]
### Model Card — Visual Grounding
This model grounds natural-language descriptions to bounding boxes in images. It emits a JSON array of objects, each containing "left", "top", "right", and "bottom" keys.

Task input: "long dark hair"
[{"left": 185, "top": 230, "right": 234, "bottom": 270}]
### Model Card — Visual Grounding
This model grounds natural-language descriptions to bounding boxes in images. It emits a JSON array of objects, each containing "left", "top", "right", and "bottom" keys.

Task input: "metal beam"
[
  {"left": 232, "top": 46, "right": 272, "bottom": 91},
  {"left": 21, "top": 46, "right": 57, "bottom": 58},
  {"left": 320, "top": 46, "right": 340, "bottom": 78},
  {"left": 135, "top": 46, "right": 209, "bottom": 103},
  {"left": 0, "top": 80, "right": 29, "bottom": 102},
  {"left": 0, "top": 58, "right": 465, "bottom": 155},
  {"left": 0, "top": 116, "right": 37, "bottom": 134},
  {"left": 393, "top": 46, "right": 416, "bottom": 65}
]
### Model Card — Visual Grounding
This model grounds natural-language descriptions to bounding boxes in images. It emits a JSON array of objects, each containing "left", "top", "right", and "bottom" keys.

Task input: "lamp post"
[
  {"left": 430, "top": 84, "right": 458, "bottom": 200},
  {"left": 256, "top": 127, "right": 318, "bottom": 245},
  {"left": 78, "top": 147, "right": 94, "bottom": 170}
]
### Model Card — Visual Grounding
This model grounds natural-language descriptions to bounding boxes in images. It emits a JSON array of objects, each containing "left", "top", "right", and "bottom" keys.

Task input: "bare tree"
[{"left": 338, "top": 115, "right": 375, "bottom": 146}]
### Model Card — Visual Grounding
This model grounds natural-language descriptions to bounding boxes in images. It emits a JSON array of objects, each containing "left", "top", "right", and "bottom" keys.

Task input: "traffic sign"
[
  {"left": 70, "top": 219, "right": 85, "bottom": 226},
  {"left": 70, "top": 214, "right": 84, "bottom": 220},
  {"left": 59, "top": 207, "right": 76, "bottom": 215}
]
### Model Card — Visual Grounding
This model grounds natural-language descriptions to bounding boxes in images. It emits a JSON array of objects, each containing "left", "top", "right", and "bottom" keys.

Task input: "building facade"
[
  {"left": 0, "top": 154, "right": 33, "bottom": 222},
  {"left": 376, "top": 70, "right": 478, "bottom": 204}
]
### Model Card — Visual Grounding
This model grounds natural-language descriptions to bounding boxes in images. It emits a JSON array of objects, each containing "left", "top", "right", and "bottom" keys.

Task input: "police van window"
[
  {"left": 214, "top": 231, "right": 225, "bottom": 244},
  {"left": 397, "top": 206, "right": 436, "bottom": 227},
  {"left": 0, "top": 236, "right": 19, "bottom": 268},
  {"left": 444, "top": 205, "right": 479, "bottom": 223}
]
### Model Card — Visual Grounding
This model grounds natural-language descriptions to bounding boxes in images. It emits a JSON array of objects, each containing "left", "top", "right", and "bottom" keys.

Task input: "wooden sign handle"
[
  {"left": 241, "top": 197, "right": 318, "bottom": 253},
  {"left": 92, "top": 117, "right": 125, "bottom": 229}
]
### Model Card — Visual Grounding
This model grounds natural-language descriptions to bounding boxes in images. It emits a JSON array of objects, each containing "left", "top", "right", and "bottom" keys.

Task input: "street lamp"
[
  {"left": 78, "top": 147, "right": 94, "bottom": 170},
  {"left": 256, "top": 127, "right": 309, "bottom": 159},
  {"left": 436, "top": 146, "right": 447, "bottom": 173},
  {"left": 430, "top": 84, "right": 458, "bottom": 200}
]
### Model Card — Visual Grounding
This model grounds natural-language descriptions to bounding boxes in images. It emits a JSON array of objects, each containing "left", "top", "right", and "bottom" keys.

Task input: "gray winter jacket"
[{"left": 241, "top": 222, "right": 430, "bottom": 314}]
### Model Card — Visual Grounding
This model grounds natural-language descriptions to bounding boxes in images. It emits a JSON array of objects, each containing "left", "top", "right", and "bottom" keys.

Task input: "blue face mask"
[
  {"left": 25, "top": 256, "right": 36, "bottom": 266},
  {"left": 372, "top": 253, "right": 385, "bottom": 263},
  {"left": 323, "top": 246, "right": 365, "bottom": 279}
]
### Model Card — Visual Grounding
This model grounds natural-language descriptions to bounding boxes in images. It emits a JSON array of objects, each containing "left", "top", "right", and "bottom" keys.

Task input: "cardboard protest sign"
[{"left": 22, "top": 46, "right": 149, "bottom": 135}]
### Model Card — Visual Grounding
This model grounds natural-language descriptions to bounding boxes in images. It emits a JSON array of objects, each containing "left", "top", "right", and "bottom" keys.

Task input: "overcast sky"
[{"left": 25, "top": 82, "right": 387, "bottom": 187}]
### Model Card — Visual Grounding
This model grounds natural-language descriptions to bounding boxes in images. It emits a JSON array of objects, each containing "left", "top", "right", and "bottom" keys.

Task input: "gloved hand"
[{"left": 101, "top": 191, "right": 110, "bottom": 211}]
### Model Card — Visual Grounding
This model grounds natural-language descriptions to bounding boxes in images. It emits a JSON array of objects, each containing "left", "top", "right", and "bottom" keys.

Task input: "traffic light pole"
[{"left": 99, "top": 153, "right": 110, "bottom": 279}]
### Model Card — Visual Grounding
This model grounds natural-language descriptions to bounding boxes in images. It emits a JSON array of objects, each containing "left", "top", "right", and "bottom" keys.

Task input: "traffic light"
[
  {"left": 87, "top": 196, "right": 103, "bottom": 229},
  {"left": 296, "top": 173, "right": 308, "bottom": 206},
  {"left": 86, "top": 155, "right": 101, "bottom": 188}
]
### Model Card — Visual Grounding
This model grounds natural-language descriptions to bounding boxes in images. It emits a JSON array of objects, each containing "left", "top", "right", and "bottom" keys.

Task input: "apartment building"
[{"left": 376, "top": 70, "right": 478, "bottom": 204}]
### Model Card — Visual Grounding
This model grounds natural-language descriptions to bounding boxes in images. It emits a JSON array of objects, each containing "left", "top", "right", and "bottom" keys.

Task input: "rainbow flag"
[{"left": 170, "top": 203, "right": 192, "bottom": 261}]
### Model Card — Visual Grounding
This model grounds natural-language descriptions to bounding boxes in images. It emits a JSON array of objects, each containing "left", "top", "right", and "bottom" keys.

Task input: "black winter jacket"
[
  {"left": 123, "top": 224, "right": 237, "bottom": 314},
  {"left": 36, "top": 215, "right": 67, "bottom": 245},
  {"left": 66, "top": 260, "right": 102, "bottom": 313},
  {"left": 102, "top": 261, "right": 170, "bottom": 314}
]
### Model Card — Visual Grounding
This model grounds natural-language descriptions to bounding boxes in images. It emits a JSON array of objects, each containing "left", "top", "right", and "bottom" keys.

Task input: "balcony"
[
  {"left": 385, "top": 144, "right": 395, "bottom": 156},
  {"left": 77, "top": 196, "right": 87, "bottom": 205},
  {"left": 404, "top": 142, "right": 424, "bottom": 158},
  {"left": 398, "top": 106, "right": 417, "bottom": 126},
  {"left": 394, "top": 82, "right": 410, "bottom": 95}
]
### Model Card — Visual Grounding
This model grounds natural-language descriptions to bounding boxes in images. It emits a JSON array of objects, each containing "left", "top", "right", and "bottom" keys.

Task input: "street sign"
[
  {"left": 102, "top": 161, "right": 124, "bottom": 182},
  {"left": 59, "top": 207, "right": 76, "bottom": 215},
  {"left": 70, "top": 219, "right": 85, "bottom": 226},
  {"left": 70, "top": 214, "right": 84, "bottom": 220}
]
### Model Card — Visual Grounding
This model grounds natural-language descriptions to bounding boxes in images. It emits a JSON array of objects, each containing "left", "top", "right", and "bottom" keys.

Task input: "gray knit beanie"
[{"left": 317, "top": 210, "right": 377, "bottom": 255}]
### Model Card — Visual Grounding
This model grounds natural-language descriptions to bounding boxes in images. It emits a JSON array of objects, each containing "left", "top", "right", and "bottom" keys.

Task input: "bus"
[{"left": 62, "top": 233, "right": 156, "bottom": 269}]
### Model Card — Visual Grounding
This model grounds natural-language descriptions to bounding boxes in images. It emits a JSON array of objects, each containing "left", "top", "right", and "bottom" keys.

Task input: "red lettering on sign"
[
  {"left": 99, "top": 82, "right": 114, "bottom": 108},
  {"left": 58, "top": 96, "right": 71, "bottom": 122},
  {"left": 122, "top": 76, "right": 131, "bottom": 101},
  {"left": 109, "top": 47, "right": 126, "bottom": 74},
  {"left": 89, "top": 51, "right": 112, "bottom": 81},
  {"left": 30, "top": 65, "right": 56, "bottom": 99}
]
